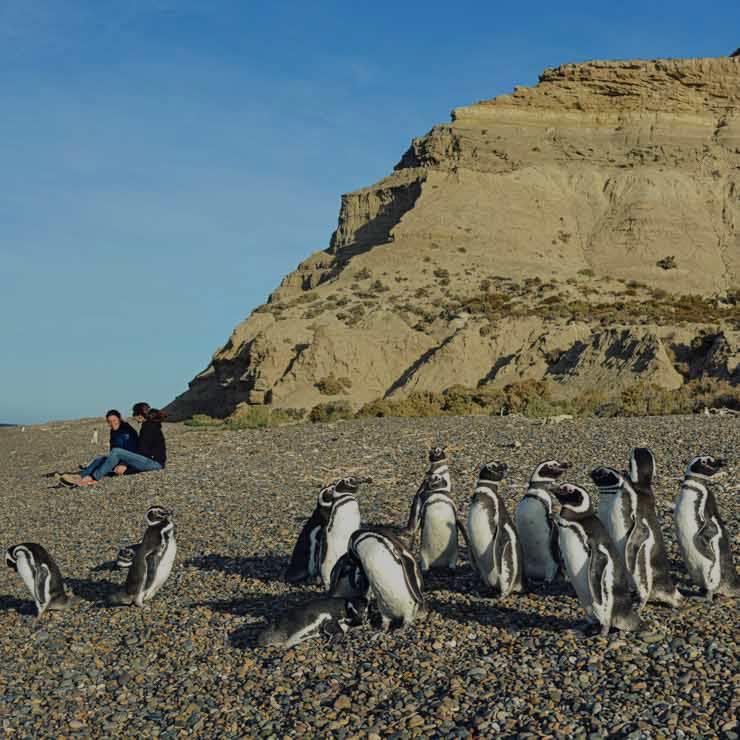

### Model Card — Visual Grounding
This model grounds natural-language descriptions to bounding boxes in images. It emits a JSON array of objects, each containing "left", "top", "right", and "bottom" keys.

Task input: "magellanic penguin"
[
  {"left": 554, "top": 484, "right": 642, "bottom": 636},
  {"left": 115, "top": 506, "right": 165, "bottom": 570},
  {"left": 285, "top": 477, "right": 370, "bottom": 586},
  {"left": 675, "top": 455, "right": 739, "bottom": 601},
  {"left": 349, "top": 527, "right": 425, "bottom": 630},
  {"left": 6, "top": 543, "right": 78, "bottom": 617},
  {"left": 328, "top": 551, "right": 370, "bottom": 600},
  {"left": 467, "top": 462, "right": 526, "bottom": 597},
  {"left": 592, "top": 451, "right": 682, "bottom": 609},
  {"left": 318, "top": 476, "right": 371, "bottom": 589},
  {"left": 407, "top": 473, "right": 466, "bottom": 572},
  {"left": 257, "top": 596, "right": 368, "bottom": 648},
  {"left": 406, "top": 447, "right": 451, "bottom": 533},
  {"left": 515, "top": 460, "right": 570, "bottom": 583},
  {"left": 109, "top": 506, "right": 176, "bottom": 607}
]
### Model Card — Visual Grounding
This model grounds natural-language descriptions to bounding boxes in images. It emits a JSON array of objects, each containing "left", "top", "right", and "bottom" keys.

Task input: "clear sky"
[{"left": 2, "top": 1, "right": 738, "bottom": 424}]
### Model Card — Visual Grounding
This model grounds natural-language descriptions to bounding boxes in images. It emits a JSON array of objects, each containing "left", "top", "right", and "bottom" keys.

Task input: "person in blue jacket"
[{"left": 72, "top": 410, "right": 139, "bottom": 482}]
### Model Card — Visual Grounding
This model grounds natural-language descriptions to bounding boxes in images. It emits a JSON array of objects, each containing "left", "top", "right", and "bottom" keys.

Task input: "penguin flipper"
[
  {"left": 34, "top": 564, "right": 52, "bottom": 615},
  {"left": 625, "top": 517, "right": 652, "bottom": 601},
  {"left": 587, "top": 544, "right": 614, "bottom": 626},
  {"left": 693, "top": 517, "right": 722, "bottom": 563}
]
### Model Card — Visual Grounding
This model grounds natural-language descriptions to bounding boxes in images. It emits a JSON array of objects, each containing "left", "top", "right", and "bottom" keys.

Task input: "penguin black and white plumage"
[
  {"left": 675, "top": 455, "right": 739, "bottom": 601},
  {"left": 109, "top": 506, "right": 176, "bottom": 607},
  {"left": 114, "top": 505, "right": 169, "bottom": 570},
  {"left": 554, "top": 484, "right": 642, "bottom": 635},
  {"left": 591, "top": 466, "right": 632, "bottom": 557},
  {"left": 515, "top": 460, "right": 570, "bottom": 583},
  {"left": 328, "top": 551, "right": 370, "bottom": 600},
  {"left": 317, "top": 476, "right": 370, "bottom": 589},
  {"left": 257, "top": 597, "right": 368, "bottom": 648},
  {"left": 592, "top": 451, "right": 682, "bottom": 609},
  {"left": 349, "top": 527, "right": 425, "bottom": 630},
  {"left": 5, "top": 543, "right": 78, "bottom": 617},
  {"left": 467, "top": 462, "right": 526, "bottom": 597},
  {"left": 625, "top": 448, "right": 682, "bottom": 608},
  {"left": 408, "top": 473, "right": 463, "bottom": 572},
  {"left": 406, "top": 447, "right": 451, "bottom": 533},
  {"left": 285, "top": 477, "right": 370, "bottom": 586}
]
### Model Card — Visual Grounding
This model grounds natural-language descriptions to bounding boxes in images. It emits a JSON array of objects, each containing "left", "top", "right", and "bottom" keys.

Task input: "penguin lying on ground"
[
  {"left": 109, "top": 506, "right": 176, "bottom": 607},
  {"left": 6, "top": 543, "right": 79, "bottom": 617},
  {"left": 467, "top": 462, "right": 526, "bottom": 597},
  {"left": 675, "top": 455, "right": 739, "bottom": 601},
  {"left": 516, "top": 459, "right": 570, "bottom": 583},
  {"left": 592, "top": 450, "right": 682, "bottom": 609},
  {"left": 554, "top": 483, "right": 642, "bottom": 636},
  {"left": 257, "top": 597, "right": 368, "bottom": 648},
  {"left": 349, "top": 526, "right": 425, "bottom": 631}
]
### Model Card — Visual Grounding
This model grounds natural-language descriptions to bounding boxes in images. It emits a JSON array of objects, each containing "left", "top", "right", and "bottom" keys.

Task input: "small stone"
[{"left": 334, "top": 695, "right": 351, "bottom": 711}]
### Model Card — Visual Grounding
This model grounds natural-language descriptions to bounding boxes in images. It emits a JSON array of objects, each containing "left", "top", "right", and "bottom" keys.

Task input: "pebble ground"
[{"left": 0, "top": 414, "right": 738, "bottom": 738}]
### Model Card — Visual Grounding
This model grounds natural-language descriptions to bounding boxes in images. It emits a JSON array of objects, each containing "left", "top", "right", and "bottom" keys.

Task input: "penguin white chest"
[
  {"left": 516, "top": 497, "right": 556, "bottom": 580},
  {"left": 355, "top": 540, "right": 416, "bottom": 621},
  {"left": 145, "top": 538, "right": 177, "bottom": 601},
  {"left": 321, "top": 502, "right": 361, "bottom": 585},
  {"left": 467, "top": 501, "right": 496, "bottom": 584},
  {"left": 557, "top": 524, "right": 591, "bottom": 611},
  {"left": 15, "top": 555, "right": 42, "bottom": 607},
  {"left": 421, "top": 501, "right": 457, "bottom": 569},
  {"left": 598, "top": 492, "right": 630, "bottom": 555},
  {"left": 674, "top": 488, "right": 708, "bottom": 581}
]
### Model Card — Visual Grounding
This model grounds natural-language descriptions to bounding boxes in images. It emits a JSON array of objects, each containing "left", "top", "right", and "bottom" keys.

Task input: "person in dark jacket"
[
  {"left": 73, "top": 410, "right": 139, "bottom": 482},
  {"left": 76, "top": 403, "right": 167, "bottom": 486}
]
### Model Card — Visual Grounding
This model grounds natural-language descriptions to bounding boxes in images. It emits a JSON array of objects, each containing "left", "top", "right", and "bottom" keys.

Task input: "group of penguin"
[
  {"left": 5, "top": 448, "right": 736, "bottom": 650},
  {"left": 5, "top": 506, "right": 176, "bottom": 615},
  {"left": 259, "top": 448, "right": 738, "bottom": 647}
]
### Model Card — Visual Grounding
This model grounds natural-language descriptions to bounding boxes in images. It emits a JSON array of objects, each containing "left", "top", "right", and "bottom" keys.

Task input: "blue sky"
[{"left": 2, "top": 1, "right": 738, "bottom": 424}]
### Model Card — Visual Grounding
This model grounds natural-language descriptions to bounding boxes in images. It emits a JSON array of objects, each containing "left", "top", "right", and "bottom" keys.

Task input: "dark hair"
[
  {"left": 132, "top": 402, "right": 166, "bottom": 422},
  {"left": 105, "top": 409, "right": 122, "bottom": 420}
]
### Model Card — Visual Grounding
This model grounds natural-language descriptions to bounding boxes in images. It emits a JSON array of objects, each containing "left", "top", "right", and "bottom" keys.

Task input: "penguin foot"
[{"left": 107, "top": 591, "right": 135, "bottom": 607}]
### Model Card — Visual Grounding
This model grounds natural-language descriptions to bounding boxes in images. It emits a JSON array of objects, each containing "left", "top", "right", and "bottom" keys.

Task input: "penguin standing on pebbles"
[
  {"left": 467, "top": 462, "right": 526, "bottom": 597},
  {"left": 593, "top": 450, "right": 682, "bottom": 609},
  {"left": 407, "top": 447, "right": 451, "bottom": 532},
  {"left": 624, "top": 448, "right": 682, "bottom": 609},
  {"left": 109, "top": 506, "right": 176, "bottom": 607},
  {"left": 257, "top": 596, "right": 368, "bottom": 648},
  {"left": 286, "top": 477, "right": 370, "bottom": 586},
  {"left": 349, "top": 527, "right": 425, "bottom": 630},
  {"left": 407, "top": 473, "right": 463, "bottom": 572},
  {"left": 515, "top": 460, "right": 570, "bottom": 583},
  {"left": 6, "top": 543, "right": 78, "bottom": 617},
  {"left": 317, "top": 477, "right": 370, "bottom": 588},
  {"left": 554, "top": 484, "right": 642, "bottom": 636},
  {"left": 675, "top": 455, "right": 739, "bottom": 601}
]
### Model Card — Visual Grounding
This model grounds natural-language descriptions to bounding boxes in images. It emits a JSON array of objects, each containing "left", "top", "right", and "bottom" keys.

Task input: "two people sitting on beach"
[{"left": 69, "top": 403, "right": 167, "bottom": 487}]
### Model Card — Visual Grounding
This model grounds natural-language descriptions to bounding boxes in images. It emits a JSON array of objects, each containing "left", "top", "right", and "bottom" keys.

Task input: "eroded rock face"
[{"left": 167, "top": 55, "right": 740, "bottom": 420}]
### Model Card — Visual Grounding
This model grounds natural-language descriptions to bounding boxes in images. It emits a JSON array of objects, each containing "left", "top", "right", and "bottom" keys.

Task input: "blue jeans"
[
  {"left": 79, "top": 455, "right": 108, "bottom": 479},
  {"left": 91, "top": 448, "right": 162, "bottom": 481}
]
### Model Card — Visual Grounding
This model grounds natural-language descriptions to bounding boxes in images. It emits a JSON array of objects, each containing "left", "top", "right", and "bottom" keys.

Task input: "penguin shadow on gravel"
[
  {"left": 183, "top": 553, "right": 287, "bottom": 583},
  {"left": 65, "top": 577, "right": 121, "bottom": 606},
  {"left": 427, "top": 595, "right": 579, "bottom": 634},
  {"left": 0, "top": 594, "right": 36, "bottom": 616}
]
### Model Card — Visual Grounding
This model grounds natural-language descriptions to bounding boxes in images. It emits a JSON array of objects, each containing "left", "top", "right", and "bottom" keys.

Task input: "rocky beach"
[{"left": 0, "top": 415, "right": 737, "bottom": 737}]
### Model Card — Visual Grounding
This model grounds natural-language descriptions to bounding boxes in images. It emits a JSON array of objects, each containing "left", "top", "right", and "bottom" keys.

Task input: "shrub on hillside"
[{"left": 309, "top": 401, "right": 354, "bottom": 423}]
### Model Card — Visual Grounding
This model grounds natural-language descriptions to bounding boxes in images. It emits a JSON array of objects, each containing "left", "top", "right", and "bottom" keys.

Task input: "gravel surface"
[{"left": 0, "top": 415, "right": 738, "bottom": 738}]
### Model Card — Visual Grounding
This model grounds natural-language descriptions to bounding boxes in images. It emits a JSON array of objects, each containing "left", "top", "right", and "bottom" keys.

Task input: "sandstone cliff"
[{"left": 167, "top": 55, "right": 740, "bottom": 420}]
